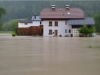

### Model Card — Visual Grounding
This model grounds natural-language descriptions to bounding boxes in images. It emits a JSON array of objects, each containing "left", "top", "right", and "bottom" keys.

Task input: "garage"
[
  {"left": 72, "top": 29, "right": 80, "bottom": 37},
  {"left": 67, "top": 17, "right": 95, "bottom": 37}
]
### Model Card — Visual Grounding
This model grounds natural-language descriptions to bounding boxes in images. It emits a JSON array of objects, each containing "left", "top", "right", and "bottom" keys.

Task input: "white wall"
[
  {"left": 18, "top": 22, "right": 33, "bottom": 28},
  {"left": 42, "top": 21, "right": 72, "bottom": 37},
  {"left": 18, "top": 21, "right": 40, "bottom": 28},
  {"left": 32, "top": 21, "right": 40, "bottom": 26}
]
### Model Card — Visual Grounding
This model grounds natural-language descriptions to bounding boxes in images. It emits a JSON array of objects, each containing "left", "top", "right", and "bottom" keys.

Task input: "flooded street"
[{"left": 0, "top": 34, "right": 100, "bottom": 75}]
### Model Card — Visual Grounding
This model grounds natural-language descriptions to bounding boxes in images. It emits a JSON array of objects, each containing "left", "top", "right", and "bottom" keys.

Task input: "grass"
[{"left": 0, "top": 31, "right": 13, "bottom": 34}]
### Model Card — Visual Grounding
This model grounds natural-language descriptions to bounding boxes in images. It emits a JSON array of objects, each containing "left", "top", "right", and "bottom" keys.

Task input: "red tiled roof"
[{"left": 40, "top": 8, "right": 84, "bottom": 19}]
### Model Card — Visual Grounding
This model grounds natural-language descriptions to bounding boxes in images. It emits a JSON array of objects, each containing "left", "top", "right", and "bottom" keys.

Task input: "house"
[
  {"left": 18, "top": 15, "right": 41, "bottom": 28},
  {"left": 40, "top": 5, "right": 95, "bottom": 37},
  {"left": 17, "top": 16, "right": 43, "bottom": 35},
  {"left": 17, "top": 5, "right": 95, "bottom": 37}
]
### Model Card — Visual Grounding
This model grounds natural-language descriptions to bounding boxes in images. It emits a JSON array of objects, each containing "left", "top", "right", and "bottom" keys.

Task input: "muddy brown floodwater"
[{"left": 0, "top": 34, "right": 100, "bottom": 75}]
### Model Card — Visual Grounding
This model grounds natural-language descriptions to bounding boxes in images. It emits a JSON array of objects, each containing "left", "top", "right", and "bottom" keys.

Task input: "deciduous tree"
[{"left": 79, "top": 25, "right": 96, "bottom": 37}]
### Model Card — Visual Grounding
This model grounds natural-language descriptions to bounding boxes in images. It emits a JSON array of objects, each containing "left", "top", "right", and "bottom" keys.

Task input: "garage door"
[{"left": 72, "top": 29, "right": 80, "bottom": 37}]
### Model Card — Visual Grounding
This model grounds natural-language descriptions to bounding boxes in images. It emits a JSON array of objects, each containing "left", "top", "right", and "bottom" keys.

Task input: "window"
[
  {"left": 55, "top": 21, "right": 58, "bottom": 26},
  {"left": 25, "top": 23, "right": 28, "bottom": 25},
  {"left": 49, "top": 21, "right": 52, "bottom": 26},
  {"left": 65, "top": 21, "right": 67, "bottom": 25},
  {"left": 49, "top": 30, "right": 52, "bottom": 35},
  {"left": 69, "top": 29, "right": 71, "bottom": 33},
  {"left": 65, "top": 29, "right": 67, "bottom": 33}
]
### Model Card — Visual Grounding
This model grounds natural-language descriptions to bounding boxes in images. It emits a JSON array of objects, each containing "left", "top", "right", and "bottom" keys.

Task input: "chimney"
[
  {"left": 66, "top": 5, "right": 70, "bottom": 10},
  {"left": 51, "top": 5, "right": 55, "bottom": 11}
]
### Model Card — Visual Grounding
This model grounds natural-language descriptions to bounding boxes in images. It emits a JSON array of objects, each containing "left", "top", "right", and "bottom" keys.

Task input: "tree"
[
  {"left": 0, "top": 7, "right": 6, "bottom": 30},
  {"left": 9, "top": 20, "right": 18, "bottom": 32},
  {"left": 87, "top": 13, "right": 93, "bottom": 17},
  {"left": 0, "top": 7, "right": 6, "bottom": 18},
  {"left": 2, "top": 19, "right": 18, "bottom": 31},
  {"left": 88, "top": 26, "right": 96, "bottom": 35},
  {"left": 0, "top": 22, "right": 3, "bottom": 30},
  {"left": 79, "top": 25, "right": 89, "bottom": 36},
  {"left": 0, "top": 1, "right": 100, "bottom": 22},
  {"left": 79, "top": 25, "right": 96, "bottom": 37},
  {"left": 94, "top": 13, "right": 100, "bottom": 32}
]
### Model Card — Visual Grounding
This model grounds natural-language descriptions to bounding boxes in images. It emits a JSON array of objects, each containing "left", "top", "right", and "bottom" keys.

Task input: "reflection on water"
[{"left": 0, "top": 35, "right": 100, "bottom": 75}]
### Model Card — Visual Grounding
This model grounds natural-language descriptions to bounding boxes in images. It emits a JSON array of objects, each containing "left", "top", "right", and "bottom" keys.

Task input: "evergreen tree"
[
  {"left": 0, "top": 7, "right": 6, "bottom": 30},
  {"left": 0, "top": 7, "right": 6, "bottom": 18}
]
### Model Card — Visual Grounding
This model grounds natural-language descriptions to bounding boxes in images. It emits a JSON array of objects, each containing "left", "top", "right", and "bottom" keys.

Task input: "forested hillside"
[
  {"left": 0, "top": 1, "right": 100, "bottom": 22},
  {"left": 0, "top": 1, "right": 100, "bottom": 32}
]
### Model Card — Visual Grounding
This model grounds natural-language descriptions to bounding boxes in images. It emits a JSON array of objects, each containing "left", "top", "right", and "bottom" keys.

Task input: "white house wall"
[
  {"left": 18, "top": 23, "right": 33, "bottom": 28},
  {"left": 42, "top": 21, "right": 72, "bottom": 37},
  {"left": 18, "top": 21, "right": 40, "bottom": 28},
  {"left": 32, "top": 21, "right": 40, "bottom": 26}
]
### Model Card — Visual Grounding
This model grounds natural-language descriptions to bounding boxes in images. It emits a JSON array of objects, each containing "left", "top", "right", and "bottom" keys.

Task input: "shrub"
[{"left": 12, "top": 32, "right": 16, "bottom": 37}]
